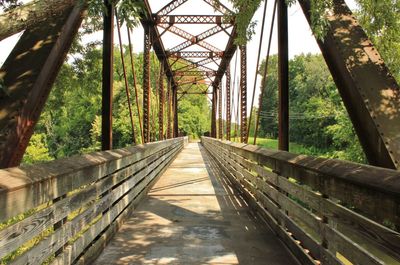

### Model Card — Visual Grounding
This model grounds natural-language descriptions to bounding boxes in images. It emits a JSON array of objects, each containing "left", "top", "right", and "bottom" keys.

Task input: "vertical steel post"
[
  {"left": 102, "top": 0, "right": 114, "bottom": 151},
  {"left": 173, "top": 86, "right": 179, "bottom": 137},
  {"left": 226, "top": 65, "right": 231, "bottom": 141},
  {"left": 218, "top": 81, "right": 223, "bottom": 139},
  {"left": 211, "top": 86, "right": 217, "bottom": 138},
  {"left": 143, "top": 25, "right": 151, "bottom": 143},
  {"left": 167, "top": 80, "right": 172, "bottom": 138},
  {"left": 159, "top": 66, "right": 165, "bottom": 140},
  {"left": 278, "top": 0, "right": 289, "bottom": 151},
  {"left": 239, "top": 45, "right": 247, "bottom": 143}
]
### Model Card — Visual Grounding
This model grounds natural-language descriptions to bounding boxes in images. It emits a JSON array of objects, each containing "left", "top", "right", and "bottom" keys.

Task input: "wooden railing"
[
  {"left": 202, "top": 137, "right": 400, "bottom": 265},
  {"left": 0, "top": 137, "right": 187, "bottom": 265}
]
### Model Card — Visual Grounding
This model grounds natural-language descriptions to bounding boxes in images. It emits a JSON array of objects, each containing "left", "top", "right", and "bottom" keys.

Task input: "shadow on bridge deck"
[{"left": 94, "top": 143, "right": 299, "bottom": 265}]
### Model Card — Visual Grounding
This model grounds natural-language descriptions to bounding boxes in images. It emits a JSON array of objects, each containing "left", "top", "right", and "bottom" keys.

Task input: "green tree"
[
  {"left": 256, "top": 53, "right": 366, "bottom": 163},
  {"left": 258, "top": 55, "right": 278, "bottom": 138},
  {"left": 178, "top": 92, "right": 210, "bottom": 139},
  {"left": 23, "top": 134, "right": 52, "bottom": 164}
]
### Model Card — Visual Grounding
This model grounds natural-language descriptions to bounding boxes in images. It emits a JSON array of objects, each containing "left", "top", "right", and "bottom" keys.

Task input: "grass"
[{"left": 246, "top": 136, "right": 322, "bottom": 156}]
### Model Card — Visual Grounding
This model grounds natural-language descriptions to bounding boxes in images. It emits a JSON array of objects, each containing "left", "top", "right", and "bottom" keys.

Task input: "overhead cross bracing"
[{"left": 142, "top": 0, "right": 239, "bottom": 123}]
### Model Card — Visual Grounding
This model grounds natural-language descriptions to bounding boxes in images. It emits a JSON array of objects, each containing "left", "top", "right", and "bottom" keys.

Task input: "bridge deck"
[{"left": 94, "top": 143, "right": 298, "bottom": 264}]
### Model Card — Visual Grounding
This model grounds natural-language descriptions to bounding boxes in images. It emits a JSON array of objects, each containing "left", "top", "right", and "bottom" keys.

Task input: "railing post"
[
  {"left": 278, "top": 0, "right": 289, "bottom": 151},
  {"left": 102, "top": 0, "right": 114, "bottom": 151},
  {"left": 226, "top": 65, "right": 231, "bottom": 141},
  {"left": 240, "top": 45, "right": 247, "bottom": 143},
  {"left": 143, "top": 24, "right": 151, "bottom": 143}
]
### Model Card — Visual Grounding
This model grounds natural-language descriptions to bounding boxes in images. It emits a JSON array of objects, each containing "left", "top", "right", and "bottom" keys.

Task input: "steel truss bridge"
[{"left": 0, "top": 0, "right": 399, "bottom": 264}]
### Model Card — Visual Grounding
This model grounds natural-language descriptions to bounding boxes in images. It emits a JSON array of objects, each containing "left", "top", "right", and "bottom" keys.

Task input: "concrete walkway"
[{"left": 94, "top": 143, "right": 298, "bottom": 265}]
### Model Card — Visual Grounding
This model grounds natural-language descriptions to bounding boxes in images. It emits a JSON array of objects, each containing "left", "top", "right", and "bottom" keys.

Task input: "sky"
[{"left": 0, "top": 0, "right": 358, "bottom": 120}]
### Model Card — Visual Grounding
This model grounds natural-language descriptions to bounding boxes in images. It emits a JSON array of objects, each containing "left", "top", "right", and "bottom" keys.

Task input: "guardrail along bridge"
[{"left": 0, "top": 0, "right": 399, "bottom": 264}]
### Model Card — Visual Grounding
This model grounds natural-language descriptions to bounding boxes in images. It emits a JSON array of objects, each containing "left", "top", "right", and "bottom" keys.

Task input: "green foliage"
[
  {"left": 228, "top": 0, "right": 332, "bottom": 44},
  {"left": 229, "top": 0, "right": 400, "bottom": 54},
  {"left": 258, "top": 55, "right": 278, "bottom": 138},
  {"left": 227, "top": 0, "right": 261, "bottom": 44},
  {"left": 248, "top": 136, "right": 326, "bottom": 156},
  {"left": 355, "top": 0, "right": 400, "bottom": 82},
  {"left": 178, "top": 94, "right": 210, "bottom": 139},
  {"left": 81, "top": 0, "right": 144, "bottom": 33},
  {"left": 256, "top": 53, "right": 366, "bottom": 163},
  {"left": 23, "top": 134, "right": 52, "bottom": 164},
  {"left": 23, "top": 42, "right": 211, "bottom": 163}
]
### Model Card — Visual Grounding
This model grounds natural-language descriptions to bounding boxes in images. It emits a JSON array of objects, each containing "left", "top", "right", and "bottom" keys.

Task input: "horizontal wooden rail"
[
  {"left": 0, "top": 137, "right": 187, "bottom": 264},
  {"left": 202, "top": 136, "right": 400, "bottom": 265}
]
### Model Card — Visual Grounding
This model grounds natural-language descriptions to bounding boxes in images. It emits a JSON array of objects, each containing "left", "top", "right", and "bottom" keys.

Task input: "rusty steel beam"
[
  {"left": 156, "top": 0, "right": 189, "bottom": 16},
  {"left": 158, "top": 24, "right": 222, "bottom": 53},
  {"left": 177, "top": 78, "right": 210, "bottom": 86},
  {"left": 239, "top": 45, "right": 247, "bottom": 143},
  {"left": 299, "top": 0, "right": 400, "bottom": 169},
  {"left": 278, "top": 0, "right": 289, "bottom": 151},
  {"left": 167, "top": 80, "right": 172, "bottom": 139},
  {"left": 141, "top": 1, "right": 178, "bottom": 90},
  {"left": 143, "top": 25, "right": 151, "bottom": 143},
  {"left": 173, "top": 71, "right": 216, "bottom": 77},
  {"left": 226, "top": 65, "right": 231, "bottom": 141},
  {"left": 102, "top": 1, "right": 113, "bottom": 151},
  {"left": 159, "top": 65, "right": 165, "bottom": 140},
  {"left": 218, "top": 82, "right": 223, "bottom": 139},
  {"left": 211, "top": 87, "right": 217, "bottom": 138},
  {"left": 173, "top": 87, "right": 179, "bottom": 137},
  {"left": 177, "top": 84, "right": 196, "bottom": 101},
  {"left": 168, "top": 24, "right": 232, "bottom": 53},
  {"left": 0, "top": 5, "right": 84, "bottom": 168},
  {"left": 211, "top": 28, "right": 240, "bottom": 91},
  {"left": 156, "top": 15, "right": 233, "bottom": 24},
  {"left": 168, "top": 51, "right": 224, "bottom": 58},
  {"left": 174, "top": 57, "right": 216, "bottom": 72},
  {"left": 178, "top": 92, "right": 212, "bottom": 94}
]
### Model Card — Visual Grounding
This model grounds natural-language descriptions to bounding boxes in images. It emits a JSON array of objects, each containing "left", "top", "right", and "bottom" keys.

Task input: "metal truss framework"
[
  {"left": 211, "top": 87, "right": 217, "bottom": 138},
  {"left": 159, "top": 65, "right": 165, "bottom": 140},
  {"left": 174, "top": 58, "right": 216, "bottom": 72},
  {"left": 225, "top": 65, "right": 231, "bottom": 141},
  {"left": 142, "top": 0, "right": 243, "bottom": 138},
  {"left": 218, "top": 81, "right": 223, "bottom": 139},
  {"left": 177, "top": 79, "right": 211, "bottom": 86},
  {"left": 156, "top": 15, "right": 233, "bottom": 25},
  {"left": 158, "top": 24, "right": 222, "bottom": 53},
  {"left": 143, "top": 25, "right": 151, "bottom": 143},
  {"left": 156, "top": 0, "right": 189, "bottom": 16},
  {"left": 142, "top": 0, "right": 400, "bottom": 169},
  {"left": 2, "top": 0, "right": 397, "bottom": 173},
  {"left": 167, "top": 51, "right": 224, "bottom": 58},
  {"left": 167, "top": 80, "right": 172, "bottom": 138},
  {"left": 174, "top": 71, "right": 216, "bottom": 77},
  {"left": 165, "top": 24, "right": 232, "bottom": 53},
  {"left": 239, "top": 45, "right": 247, "bottom": 143},
  {"left": 0, "top": 4, "right": 85, "bottom": 167}
]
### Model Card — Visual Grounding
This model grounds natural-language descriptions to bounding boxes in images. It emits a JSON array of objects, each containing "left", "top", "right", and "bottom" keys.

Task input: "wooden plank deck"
[{"left": 94, "top": 142, "right": 299, "bottom": 265}]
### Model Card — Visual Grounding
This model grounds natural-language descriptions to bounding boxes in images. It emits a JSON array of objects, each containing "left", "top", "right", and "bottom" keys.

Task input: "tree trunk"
[{"left": 0, "top": 0, "right": 75, "bottom": 41}]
